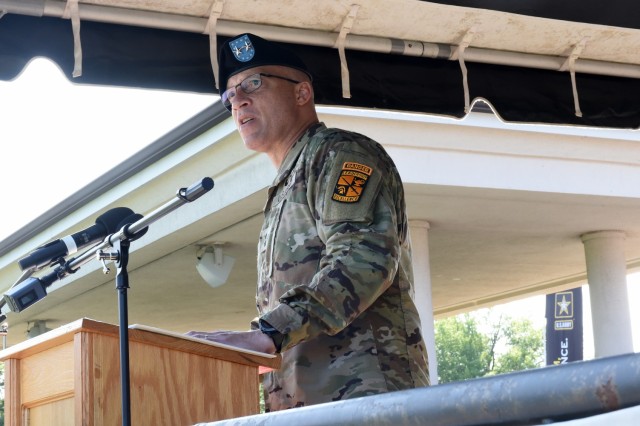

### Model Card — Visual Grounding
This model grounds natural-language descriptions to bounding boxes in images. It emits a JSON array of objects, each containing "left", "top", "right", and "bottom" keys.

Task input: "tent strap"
[
  {"left": 560, "top": 38, "right": 589, "bottom": 118},
  {"left": 204, "top": 0, "right": 225, "bottom": 90},
  {"left": 333, "top": 4, "right": 360, "bottom": 99},
  {"left": 451, "top": 27, "right": 477, "bottom": 114},
  {"left": 62, "top": 0, "right": 82, "bottom": 77}
]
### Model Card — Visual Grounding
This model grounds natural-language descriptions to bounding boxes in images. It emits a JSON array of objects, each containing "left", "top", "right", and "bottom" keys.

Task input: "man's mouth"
[{"left": 240, "top": 117, "right": 254, "bottom": 125}]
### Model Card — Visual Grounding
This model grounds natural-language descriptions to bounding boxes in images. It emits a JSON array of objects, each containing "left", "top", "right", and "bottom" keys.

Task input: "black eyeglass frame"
[{"left": 221, "top": 72, "right": 301, "bottom": 111}]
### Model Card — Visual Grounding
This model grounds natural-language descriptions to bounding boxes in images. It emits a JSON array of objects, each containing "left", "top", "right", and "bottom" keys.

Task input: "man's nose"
[{"left": 231, "top": 88, "right": 250, "bottom": 110}]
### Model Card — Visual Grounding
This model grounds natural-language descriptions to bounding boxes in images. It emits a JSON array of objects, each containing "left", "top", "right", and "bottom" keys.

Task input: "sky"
[
  {"left": 0, "top": 58, "right": 638, "bottom": 356},
  {"left": 0, "top": 58, "right": 215, "bottom": 240}
]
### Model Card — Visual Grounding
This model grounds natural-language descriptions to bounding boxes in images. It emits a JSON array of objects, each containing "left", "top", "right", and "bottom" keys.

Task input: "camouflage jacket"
[{"left": 256, "top": 123, "right": 429, "bottom": 410}]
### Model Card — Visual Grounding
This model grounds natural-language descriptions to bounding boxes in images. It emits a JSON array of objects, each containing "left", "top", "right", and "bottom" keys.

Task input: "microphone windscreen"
[{"left": 95, "top": 207, "right": 135, "bottom": 233}]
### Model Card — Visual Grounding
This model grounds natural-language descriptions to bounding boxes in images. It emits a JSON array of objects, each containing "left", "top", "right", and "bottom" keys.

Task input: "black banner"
[{"left": 545, "top": 288, "right": 584, "bottom": 365}]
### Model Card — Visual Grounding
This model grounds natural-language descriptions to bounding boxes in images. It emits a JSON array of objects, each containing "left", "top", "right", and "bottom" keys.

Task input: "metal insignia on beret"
[
  {"left": 332, "top": 162, "right": 373, "bottom": 203},
  {"left": 230, "top": 34, "right": 255, "bottom": 62}
]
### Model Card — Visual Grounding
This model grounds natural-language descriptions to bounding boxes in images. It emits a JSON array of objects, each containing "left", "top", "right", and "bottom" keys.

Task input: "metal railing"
[{"left": 199, "top": 352, "right": 640, "bottom": 426}]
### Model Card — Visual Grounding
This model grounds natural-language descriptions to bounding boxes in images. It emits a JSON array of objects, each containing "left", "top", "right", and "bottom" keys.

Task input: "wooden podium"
[{"left": 0, "top": 318, "right": 280, "bottom": 426}]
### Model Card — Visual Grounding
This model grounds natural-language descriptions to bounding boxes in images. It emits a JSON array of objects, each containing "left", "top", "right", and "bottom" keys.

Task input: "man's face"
[{"left": 226, "top": 65, "right": 301, "bottom": 155}]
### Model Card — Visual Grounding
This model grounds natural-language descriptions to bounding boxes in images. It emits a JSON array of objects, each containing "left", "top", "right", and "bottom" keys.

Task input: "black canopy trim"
[{"left": 1, "top": 14, "right": 639, "bottom": 129}]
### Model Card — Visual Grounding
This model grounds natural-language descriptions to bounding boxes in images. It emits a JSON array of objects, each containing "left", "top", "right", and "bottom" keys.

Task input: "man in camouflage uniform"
[{"left": 188, "top": 33, "right": 429, "bottom": 411}]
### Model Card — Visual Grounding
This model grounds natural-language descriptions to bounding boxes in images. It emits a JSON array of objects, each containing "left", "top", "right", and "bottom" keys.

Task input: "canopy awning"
[{"left": 1, "top": 0, "right": 639, "bottom": 128}]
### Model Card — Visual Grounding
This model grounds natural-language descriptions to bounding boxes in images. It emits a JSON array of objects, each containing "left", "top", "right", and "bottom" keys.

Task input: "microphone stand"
[
  {"left": 115, "top": 238, "right": 132, "bottom": 426},
  {"left": 39, "top": 177, "right": 213, "bottom": 426}
]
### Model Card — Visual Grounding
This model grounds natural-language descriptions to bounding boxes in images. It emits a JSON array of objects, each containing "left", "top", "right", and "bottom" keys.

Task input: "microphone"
[
  {"left": 4, "top": 259, "right": 72, "bottom": 312},
  {"left": 17, "top": 207, "right": 134, "bottom": 271}
]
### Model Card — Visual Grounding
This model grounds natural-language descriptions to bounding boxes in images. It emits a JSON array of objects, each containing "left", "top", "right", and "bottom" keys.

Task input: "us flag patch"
[{"left": 332, "top": 162, "right": 373, "bottom": 203}]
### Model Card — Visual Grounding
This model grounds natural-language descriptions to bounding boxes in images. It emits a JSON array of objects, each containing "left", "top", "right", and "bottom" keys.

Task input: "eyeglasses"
[{"left": 221, "top": 73, "right": 301, "bottom": 111}]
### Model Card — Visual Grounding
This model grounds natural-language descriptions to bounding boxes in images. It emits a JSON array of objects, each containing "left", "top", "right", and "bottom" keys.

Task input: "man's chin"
[{"left": 242, "top": 137, "right": 266, "bottom": 153}]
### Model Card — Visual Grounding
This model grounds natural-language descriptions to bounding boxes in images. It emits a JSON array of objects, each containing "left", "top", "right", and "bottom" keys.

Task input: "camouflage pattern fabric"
[{"left": 256, "top": 123, "right": 429, "bottom": 410}]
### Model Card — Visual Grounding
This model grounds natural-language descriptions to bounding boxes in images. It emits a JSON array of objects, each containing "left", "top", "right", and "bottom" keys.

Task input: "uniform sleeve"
[{"left": 259, "top": 135, "right": 402, "bottom": 351}]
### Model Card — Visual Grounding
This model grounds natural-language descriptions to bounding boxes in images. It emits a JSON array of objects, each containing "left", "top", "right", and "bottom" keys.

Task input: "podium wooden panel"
[{"left": 0, "top": 318, "right": 280, "bottom": 426}]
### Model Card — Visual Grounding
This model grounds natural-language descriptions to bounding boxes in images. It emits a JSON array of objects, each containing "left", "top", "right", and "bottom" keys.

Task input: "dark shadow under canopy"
[{"left": 1, "top": 0, "right": 639, "bottom": 129}]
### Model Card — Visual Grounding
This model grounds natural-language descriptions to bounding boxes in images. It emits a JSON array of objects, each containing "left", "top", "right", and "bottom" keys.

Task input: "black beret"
[{"left": 218, "top": 33, "right": 311, "bottom": 92}]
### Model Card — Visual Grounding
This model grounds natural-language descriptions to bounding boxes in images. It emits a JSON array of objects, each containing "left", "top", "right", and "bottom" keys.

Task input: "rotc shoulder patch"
[
  {"left": 322, "top": 150, "right": 382, "bottom": 225},
  {"left": 331, "top": 162, "right": 373, "bottom": 203}
]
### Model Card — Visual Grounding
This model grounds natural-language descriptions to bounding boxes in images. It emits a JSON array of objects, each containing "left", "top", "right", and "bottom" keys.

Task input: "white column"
[
  {"left": 580, "top": 231, "right": 634, "bottom": 357},
  {"left": 409, "top": 220, "right": 438, "bottom": 385}
]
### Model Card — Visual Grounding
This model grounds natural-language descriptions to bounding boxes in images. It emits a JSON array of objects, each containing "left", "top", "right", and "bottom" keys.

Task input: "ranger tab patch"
[{"left": 332, "top": 162, "right": 373, "bottom": 203}]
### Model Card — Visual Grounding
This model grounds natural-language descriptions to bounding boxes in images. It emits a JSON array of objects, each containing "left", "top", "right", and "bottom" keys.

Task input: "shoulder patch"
[{"left": 331, "top": 162, "right": 373, "bottom": 203}]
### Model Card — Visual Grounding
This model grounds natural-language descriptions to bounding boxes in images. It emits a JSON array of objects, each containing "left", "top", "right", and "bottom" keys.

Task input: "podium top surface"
[{"left": 0, "top": 317, "right": 280, "bottom": 369}]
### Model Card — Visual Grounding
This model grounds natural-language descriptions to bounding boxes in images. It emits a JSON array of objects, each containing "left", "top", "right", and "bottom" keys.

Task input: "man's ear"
[{"left": 296, "top": 81, "right": 313, "bottom": 105}]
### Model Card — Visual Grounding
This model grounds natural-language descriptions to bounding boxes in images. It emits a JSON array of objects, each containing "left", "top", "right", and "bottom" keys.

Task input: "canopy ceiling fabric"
[{"left": 1, "top": 0, "right": 639, "bottom": 129}]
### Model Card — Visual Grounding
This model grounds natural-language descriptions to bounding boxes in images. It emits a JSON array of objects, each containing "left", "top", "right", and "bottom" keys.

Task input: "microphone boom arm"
[
  {"left": 58, "top": 177, "right": 213, "bottom": 279},
  {"left": 2, "top": 177, "right": 214, "bottom": 313},
  {"left": 2, "top": 176, "right": 214, "bottom": 426}
]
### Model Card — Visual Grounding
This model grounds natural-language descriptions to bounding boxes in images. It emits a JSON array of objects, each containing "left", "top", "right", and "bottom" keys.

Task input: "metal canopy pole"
[{"left": 0, "top": 0, "right": 639, "bottom": 79}]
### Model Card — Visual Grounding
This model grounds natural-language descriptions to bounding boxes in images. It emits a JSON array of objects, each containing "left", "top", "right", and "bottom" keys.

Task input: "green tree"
[
  {"left": 435, "top": 311, "right": 543, "bottom": 383},
  {"left": 493, "top": 318, "right": 544, "bottom": 374},
  {"left": 435, "top": 314, "right": 488, "bottom": 382}
]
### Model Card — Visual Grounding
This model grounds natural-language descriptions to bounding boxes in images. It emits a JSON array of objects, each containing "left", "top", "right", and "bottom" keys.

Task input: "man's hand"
[{"left": 185, "top": 329, "right": 277, "bottom": 354}]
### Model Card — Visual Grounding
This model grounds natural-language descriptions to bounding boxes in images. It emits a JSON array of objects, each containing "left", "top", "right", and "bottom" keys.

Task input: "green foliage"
[
  {"left": 259, "top": 382, "right": 265, "bottom": 413},
  {"left": 493, "top": 318, "right": 544, "bottom": 375},
  {"left": 435, "top": 310, "right": 544, "bottom": 384},
  {"left": 435, "top": 314, "right": 488, "bottom": 382}
]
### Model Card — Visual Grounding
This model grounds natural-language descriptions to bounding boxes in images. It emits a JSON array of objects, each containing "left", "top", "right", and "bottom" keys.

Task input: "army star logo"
[
  {"left": 230, "top": 34, "right": 255, "bottom": 62},
  {"left": 332, "top": 162, "right": 373, "bottom": 203},
  {"left": 554, "top": 291, "right": 574, "bottom": 318}
]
